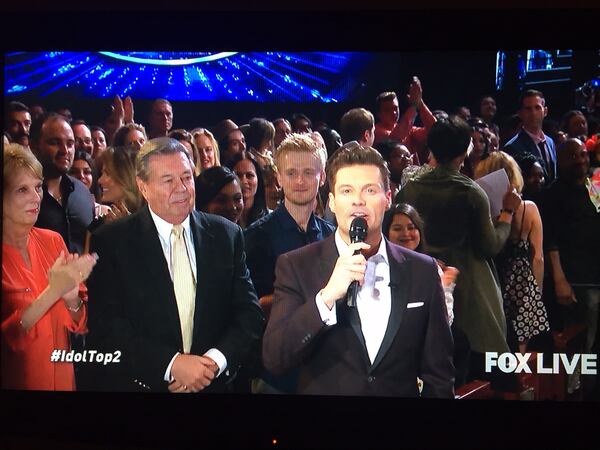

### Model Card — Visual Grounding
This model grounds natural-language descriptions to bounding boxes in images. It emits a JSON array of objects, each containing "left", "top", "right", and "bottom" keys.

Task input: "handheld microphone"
[{"left": 346, "top": 217, "right": 368, "bottom": 307}]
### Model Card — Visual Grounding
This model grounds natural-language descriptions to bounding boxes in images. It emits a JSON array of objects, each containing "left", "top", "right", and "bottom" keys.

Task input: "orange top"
[{"left": 2, "top": 227, "right": 87, "bottom": 391}]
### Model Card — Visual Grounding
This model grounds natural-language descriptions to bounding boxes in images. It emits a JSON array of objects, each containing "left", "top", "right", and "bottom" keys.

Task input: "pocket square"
[{"left": 407, "top": 302, "right": 424, "bottom": 308}]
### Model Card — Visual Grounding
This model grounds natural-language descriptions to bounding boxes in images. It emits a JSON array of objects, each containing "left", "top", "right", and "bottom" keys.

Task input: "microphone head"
[{"left": 349, "top": 217, "right": 368, "bottom": 243}]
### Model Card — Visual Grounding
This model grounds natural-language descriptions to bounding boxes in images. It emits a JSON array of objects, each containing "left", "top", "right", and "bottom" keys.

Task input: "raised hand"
[
  {"left": 123, "top": 96, "right": 134, "bottom": 124},
  {"left": 407, "top": 76, "right": 423, "bottom": 107}
]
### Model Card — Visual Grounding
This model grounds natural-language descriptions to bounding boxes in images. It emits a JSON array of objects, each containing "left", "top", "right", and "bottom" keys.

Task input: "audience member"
[
  {"left": 113, "top": 123, "right": 147, "bottom": 153},
  {"left": 263, "top": 141, "right": 454, "bottom": 397},
  {"left": 247, "top": 118, "right": 275, "bottom": 169},
  {"left": 339, "top": 108, "right": 375, "bottom": 146},
  {"left": 373, "top": 77, "right": 437, "bottom": 164},
  {"left": 374, "top": 140, "right": 413, "bottom": 197},
  {"left": 500, "top": 114, "right": 522, "bottom": 148},
  {"left": 514, "top": 153, "right": 545, "bottom": 202},
  {"left": 96, "top": 147, "right": 143, "bottom": 223},
  {"left": 90, "top": 126, "right": 108, "bottom": 161},
  {"left": 147, "top": 98, "right": 173, "bottom": 139},
  {"left": 219, "top": 127, "right": 246, "bottom": 166},
  {"left": 561, "top": 110, "right": 589, "bottom": 141},
  {"left": 245, "top": 134, "right": 335, "bottom": 393},
  {"left": 455, "top": 106, "right": 471, "bottom": 122},
  {"left": 262, "top": 163, "right": 283, "bottom": 211},
  {"left": 191, "top": 128, "right": 221, "bottom": 176},
  {"left": 29, "top": 104, "right": 45, "bottom": 122},
  {"left": 86, "top": 137, "right": 265, "bottom": 392},
  {"left": 168, "top": 129, "right": 196, "bottom": 163},
  {"left": 317, "top": 127, "right": 343, "bottom": 159},
  {"left": 212, "top": 119, "right": 238, "bottom": 144},
  {"left": 69, "top": 151, "right": 104, "bottom": 213},
  {"left": 30, "top": 113, "right": 94, "bottom": 254},
  {"left": 226, "top": 152, "right": 268, "bottom": 229},
  {"left": 245, "top": 134, "right": 334, "bottom": 299},
  {"left": 462, "top": 123, "right": 490, "bottom": 179},
  {"left": 195, "top": 166, "right": 244, "bottom": 225},
  {"left": 273, "top": 117, "right": 292, "bottom": 148},
  {"left": 55, "top": 107, "right": 73, "bottom": 123},
  {"left": 397, "top": 116, "right": 520, "bottom": 388},
  {"left": 72, "top": 120, "right": 94, "bottom": 155},
  {"left": 2, "top": 143, "right": 97, "bottom": 390},
  {"left": 478, "top": 95, "right": 500, "bottom": 137},
  {"left": 6, "top": 101, "right": 32, "bottom": 147},
  {"left": 290, "top": 113, "right": 312, "bottom": 133},
  {"left": 539, "top": 138, "right": 599, "bottom": 398},
  {"left": 505, "top": 89, "right": 557, "bottom": 184},
  {"left": 475, "top": 151, "right": 548, "bottom": 353}
]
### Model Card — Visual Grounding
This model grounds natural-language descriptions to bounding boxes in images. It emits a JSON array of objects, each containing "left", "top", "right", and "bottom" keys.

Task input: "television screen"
[{"left": 2, "top": 8, "right": 599, "bottom": 450}]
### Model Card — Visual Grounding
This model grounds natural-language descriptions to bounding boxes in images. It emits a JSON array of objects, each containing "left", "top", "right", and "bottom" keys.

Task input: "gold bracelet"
[{"left": 66, "top": 298, "right": 84, "bottom": 312}]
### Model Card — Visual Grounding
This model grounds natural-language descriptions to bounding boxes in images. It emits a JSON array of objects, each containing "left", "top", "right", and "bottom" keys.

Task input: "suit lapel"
[
  {"left": 521, "top": 130, "right": 541, "bottom": 159},
  {"left": 369, "top": 241, "right": 409, "bottom": 373},
  {"left": 189, "top": 210, "right": 213, "bottom": 345},
  {"left": 134, "top": 207, "right": 183, "bottom": 349},
  {"left": 318, "top": 235, "right": 371, "bottom": 368}
]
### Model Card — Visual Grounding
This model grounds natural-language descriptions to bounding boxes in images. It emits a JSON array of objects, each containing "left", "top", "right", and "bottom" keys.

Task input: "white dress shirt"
[
  {"left": 316, "top": 230, "right": 392, "bottom": 364},
  {"left": 147, "top": 206, "right": 227, "bottom": 381}
]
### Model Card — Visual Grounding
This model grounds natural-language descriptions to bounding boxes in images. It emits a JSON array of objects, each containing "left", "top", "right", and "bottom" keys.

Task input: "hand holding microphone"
[{"left": 320, "top": 218, "right": 369, "bottom": 309}]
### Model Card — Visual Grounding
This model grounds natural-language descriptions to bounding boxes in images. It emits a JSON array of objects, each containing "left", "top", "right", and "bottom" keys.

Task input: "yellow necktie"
[{"left": 171, "top": 224, "right": 196, "bottom": 353}]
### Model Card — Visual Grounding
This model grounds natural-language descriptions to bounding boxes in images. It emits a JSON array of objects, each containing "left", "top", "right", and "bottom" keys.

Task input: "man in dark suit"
[
  {"left": 262, "top": 142, "right": 454, "bottom": 397},
  {"left": 504, "top": 89, "right": 557, "bottom": 184},
  {"left": 86, "top": 137, "right": 264, "bottom": 393}
]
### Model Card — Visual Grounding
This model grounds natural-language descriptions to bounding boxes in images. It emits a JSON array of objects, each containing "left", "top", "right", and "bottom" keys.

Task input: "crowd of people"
[{"left": 3, "top": 76, "right": 599, "bottom": 399}]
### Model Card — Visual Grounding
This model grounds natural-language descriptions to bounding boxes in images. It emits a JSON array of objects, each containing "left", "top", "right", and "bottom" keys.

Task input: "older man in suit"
[
  {"left": 504, "top": 89, "right": 557, "bottom": 184},
  {"left": 262, "top": 142, "right": 454, "bottom": 397},
  {"left": 86, "top": 137, "right": 264, "bottom": 392}
]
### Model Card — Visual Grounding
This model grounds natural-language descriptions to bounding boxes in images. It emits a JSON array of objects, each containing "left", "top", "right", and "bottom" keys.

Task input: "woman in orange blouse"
[{"left": 2, "top": 144, "right": 97, "bottom": 390}]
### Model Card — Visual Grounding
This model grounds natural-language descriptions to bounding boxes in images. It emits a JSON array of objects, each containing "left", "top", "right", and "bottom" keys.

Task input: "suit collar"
[
  {"left": 135, "top": 206, "right": 183, "bottom": 348},
  {"left": 368, "top": 240, "right": 409, "bottom": 373},
  {"left": 323, "top": 235, "right": 411, "bottom": 373}
]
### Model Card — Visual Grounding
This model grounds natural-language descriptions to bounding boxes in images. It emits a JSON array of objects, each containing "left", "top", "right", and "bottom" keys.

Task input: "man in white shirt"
[
  {"left": 262, "top": 142, "right": 454, "bottom": 397},
  {"left": 86, "top": 137, "right": 264, "bottom": 392}
]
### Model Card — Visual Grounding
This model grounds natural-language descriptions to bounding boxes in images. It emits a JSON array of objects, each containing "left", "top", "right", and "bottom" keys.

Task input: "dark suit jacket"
[
  {"left": 504, "top": 129, "right": 557, "bottom": 183},
  {"left": 262, "top": 235, "right": 455, "bottom": 398},
  {"left": 85, "top": 206, "right": 265, "bottom": 392}
]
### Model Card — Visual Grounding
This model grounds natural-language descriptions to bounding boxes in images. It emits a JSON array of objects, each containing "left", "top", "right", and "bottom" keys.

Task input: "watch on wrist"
[
  {"left": 501, "top": 208, "right": 515, "bottom": 216},
  {"left": 66, "top": 298, "right": 84, "bottom": 312}
]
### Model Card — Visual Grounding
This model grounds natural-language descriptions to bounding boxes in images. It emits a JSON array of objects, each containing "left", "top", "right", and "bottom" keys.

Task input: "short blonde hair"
[
  {"left": 474, "top": 151, "right": 524, "bottom": 193},
  {"left": 274, "top": 133, "right": 327, "bottom": 172},
  {"left": 3, "top": 143, "right": 43, "bottom": 191}
]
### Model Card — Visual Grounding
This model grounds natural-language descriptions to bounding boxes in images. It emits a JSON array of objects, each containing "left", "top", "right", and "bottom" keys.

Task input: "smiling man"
[
  {"left": 30, "top": 113, "right": 94, "bottom": 255},
  {"left": 85, "top": 137, "right": 264, "bottom": 393},
  {"left": 262, "top": 142, "right": 454, "bottom": 397}
]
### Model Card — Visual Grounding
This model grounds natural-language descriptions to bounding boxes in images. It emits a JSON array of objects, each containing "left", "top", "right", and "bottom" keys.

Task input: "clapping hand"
[
  {"left": 407, "top": 76, "right": 423, "bottom": 107},
  {"left": 48, "top": 251, "right": 98, "bottom": 302},
  {"left": 104, "top": 200, "right": 131, "bottom": 223}
]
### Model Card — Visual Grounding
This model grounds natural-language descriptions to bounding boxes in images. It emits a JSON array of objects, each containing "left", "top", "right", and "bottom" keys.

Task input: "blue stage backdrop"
[{"left": 4, "top": 52, "right": 370, "bottom": 102}]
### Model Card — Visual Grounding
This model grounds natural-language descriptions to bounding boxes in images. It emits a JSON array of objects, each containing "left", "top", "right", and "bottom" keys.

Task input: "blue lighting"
[{"left": 4, "top": 52, "right": 369, "bottom": 102}]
